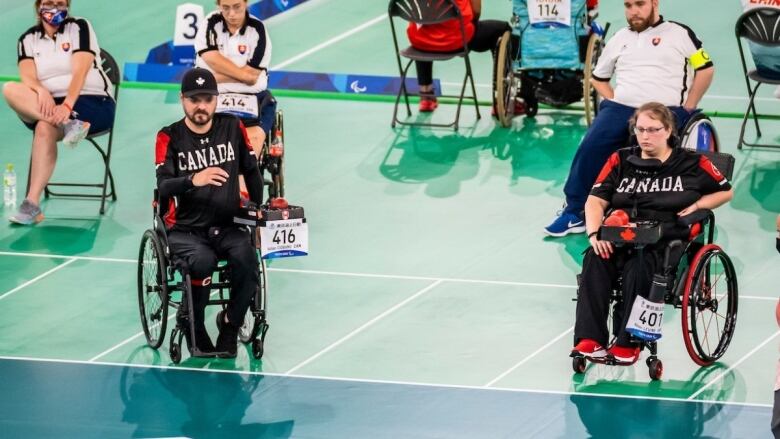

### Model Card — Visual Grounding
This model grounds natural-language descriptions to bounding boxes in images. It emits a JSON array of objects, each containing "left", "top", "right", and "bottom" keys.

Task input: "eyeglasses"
[
  {"left": 220, "top": 3, "right": 245, "bottom": 14},
  {"left": 633, "top": 126, "right": 666, "bottom": 135},
  {"left": 40, "top": 1, "right": 68, "bottom": 9},
  {"left": 187, "top": 95, "right": 215, "bottom": 104}
]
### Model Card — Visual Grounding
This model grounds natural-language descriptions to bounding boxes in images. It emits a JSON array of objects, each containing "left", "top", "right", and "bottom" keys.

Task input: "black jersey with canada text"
[
  {"left": 155, "top": 113, "right": 261, "bottom": 230},
  {"left": 590, "top": 147, "right": 731, "bottom": 216}
]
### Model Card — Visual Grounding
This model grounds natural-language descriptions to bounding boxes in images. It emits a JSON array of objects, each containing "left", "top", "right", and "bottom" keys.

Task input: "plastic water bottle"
[{"left": 4, "top": 164, "right": 17, "bottom": 207}]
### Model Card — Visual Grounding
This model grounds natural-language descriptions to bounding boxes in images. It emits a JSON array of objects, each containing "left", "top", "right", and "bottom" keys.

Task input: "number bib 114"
[
  {"left": 528, "top": 0, "right": 571, "bottom": 27},
  {"left": 217, "top": 93, "right": 259, "bottom": 119},
  {"left": 625, "top": 295, "right": 664, "bottom": 342},
  {"left": 259, "top": 219, "right": 308, "bottom": 259}
]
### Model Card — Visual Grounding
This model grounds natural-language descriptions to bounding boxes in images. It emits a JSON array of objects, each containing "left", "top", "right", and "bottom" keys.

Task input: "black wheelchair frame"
[
  {"left": 136, "top": 109, "right": 286, "bottom": 363},
  {"left": 571, "top": 152, "right": 738, "bottom": 380}
]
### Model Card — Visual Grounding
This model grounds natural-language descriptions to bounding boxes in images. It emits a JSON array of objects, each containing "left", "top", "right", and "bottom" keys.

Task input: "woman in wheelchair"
[{"left": 572, "top": 102, "right": 733, "bottom": 365}]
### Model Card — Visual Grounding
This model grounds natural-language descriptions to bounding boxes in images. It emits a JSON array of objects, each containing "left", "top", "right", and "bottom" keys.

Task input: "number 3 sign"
[{"left": 174, "top": 3, "right": 205, "bottom": 46}]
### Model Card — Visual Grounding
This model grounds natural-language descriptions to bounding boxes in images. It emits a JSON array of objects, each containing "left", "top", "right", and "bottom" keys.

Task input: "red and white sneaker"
[
  {"left": 572, "top": 338, "right": 606, "bottom": 358},
  {"left": 419, "top": 98, "right": 438, "bottom": 113},
  {"left": 607, "top": 345, "right": 640, "bottom": 364}
]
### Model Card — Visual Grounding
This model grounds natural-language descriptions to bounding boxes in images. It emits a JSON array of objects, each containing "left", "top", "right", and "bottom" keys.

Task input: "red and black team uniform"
[
  {"left": 155, "top": 113, "right": 263, "bottom": 346},
  {"left": 575, "top": 147, "right": 731, "bottom": 349}
]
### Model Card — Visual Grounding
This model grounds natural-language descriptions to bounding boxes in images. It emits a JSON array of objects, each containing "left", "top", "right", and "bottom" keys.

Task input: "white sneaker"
[{"left": 62, "top": 119, "right": 90, "bottom": 147}]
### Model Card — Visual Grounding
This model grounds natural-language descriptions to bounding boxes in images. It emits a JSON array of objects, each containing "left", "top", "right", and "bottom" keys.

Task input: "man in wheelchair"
[
  {"left": 572, "top": 103, "right": 733, "bottom": 365},
  {"left": 194, "top": 0, "right": 276, "bottom": 157},
  {"left": 154, "top": 68, "right": 264, "bottom": 358}
]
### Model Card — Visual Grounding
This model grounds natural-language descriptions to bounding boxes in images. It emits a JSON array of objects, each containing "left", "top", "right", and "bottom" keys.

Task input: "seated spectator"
[
  {"left": 406, "top": 0, "right": 509, "bottom": 112},
  {"left": 2, "top": 0, "right": 115, "bottom": 225}
]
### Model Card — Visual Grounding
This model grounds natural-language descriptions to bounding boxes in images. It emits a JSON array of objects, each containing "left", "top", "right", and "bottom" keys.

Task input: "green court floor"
[{"left": 0, "top": 0, "right": 778, "bottom": 437}]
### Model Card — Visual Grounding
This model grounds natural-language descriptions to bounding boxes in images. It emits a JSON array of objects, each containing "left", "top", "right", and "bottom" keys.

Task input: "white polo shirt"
[
  {"left": 17, "top": 17, "right": 114, "bottom": 99},
  {"left": 592, "top": 18, "right": 713, "bottom": 108},
  {"left": 194, "top": 11, "right": 272, "bottom": 94}
]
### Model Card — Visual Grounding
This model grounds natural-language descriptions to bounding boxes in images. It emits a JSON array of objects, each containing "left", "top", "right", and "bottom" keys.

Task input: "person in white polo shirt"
[
  {"left": 2, "top": 0, "right": 115, "bottom": 225},
  {"left": 544, "top": 0, "right": 714, "bottom": 237},
  {"left": 194, "top": 0, "right": 275, "bottom": 157}
]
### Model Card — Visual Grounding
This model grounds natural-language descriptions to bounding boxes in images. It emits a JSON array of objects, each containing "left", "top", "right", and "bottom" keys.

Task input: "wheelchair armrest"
[{"left": 677, "top": 209, "right": 712, "bottom": 227}]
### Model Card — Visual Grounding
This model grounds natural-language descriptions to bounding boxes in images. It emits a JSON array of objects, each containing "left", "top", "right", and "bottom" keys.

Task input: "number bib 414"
[
  {"left": 217, "top": 93, "right": 259, "bottom": 119},
  {"left": 528, "top": 0, "right": 571, "bottom": 27},
  {"left": 259, "top": 219, "right": 308, "bottom": 259},
  {"left": 625, "top": 295, "right": 664, "bottom": 342}
]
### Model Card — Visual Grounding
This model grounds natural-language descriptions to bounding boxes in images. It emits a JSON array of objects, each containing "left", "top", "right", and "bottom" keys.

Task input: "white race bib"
[
  {"left": 625, "top": 295, "right": 664, "bottom": 341},
  {"left": 260, "top": 219, "right": 309, "bottom": 259},
  {"left": 217, "top": 93, "right": 259, "bottom": 119},
  {"left": 528, "top": 0, "right": 571, "bottom": 27}
]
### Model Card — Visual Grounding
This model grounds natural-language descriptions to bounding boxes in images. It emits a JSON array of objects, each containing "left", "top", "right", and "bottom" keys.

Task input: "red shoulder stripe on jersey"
[
  {"left": 698, "top": 155, "right": 725, "bottom": 183},
  {"left": 238, "top": 120, "right": 253, "bottom": 152},
  {"left": 595, "top": 153, "right": 620, "bottom": 184},
  {"left": 155, "top": 131, "right": 171, "bottom": 165}
]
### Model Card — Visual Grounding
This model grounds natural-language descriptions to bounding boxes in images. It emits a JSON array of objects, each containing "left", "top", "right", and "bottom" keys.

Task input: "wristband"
[
  {"left": 62, "top": 102, "right": 73, "bottom": 113},
  {"left": 588, "top": 231, "right": 599, "bottom": 239}
]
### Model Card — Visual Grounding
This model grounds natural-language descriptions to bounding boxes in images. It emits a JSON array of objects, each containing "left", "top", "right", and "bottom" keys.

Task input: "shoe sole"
[
  {"left": 9, "top": 213, "right": 44, "bottom": 225},
  {"left": 544, "top": 225, "right": 586, "bottom": 237},
  {"left": 572, "top": 348, "right": 607, "bottom": 359}
]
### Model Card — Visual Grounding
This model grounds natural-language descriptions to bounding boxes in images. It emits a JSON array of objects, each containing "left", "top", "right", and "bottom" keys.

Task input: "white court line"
[
  {"left": 0, "top": 355, "right": 772, "bottom": 409},
  {"left": 484, "top": 326, "right": 574, "bottom": 388},
  {"left": 272, "top": 14, "right": 386, "bottom": 70},
  {"left": 284, "top": 280, "right": 443, "bottom": 375},
  {"left": 2, "top": 250, "right": 778, "bottom": 301},
  {"left": 687, "top": 330, "right": 780, "bottom": 401},
  {"left": 0, "top": 258, "right": 76, "bottom": 301}
]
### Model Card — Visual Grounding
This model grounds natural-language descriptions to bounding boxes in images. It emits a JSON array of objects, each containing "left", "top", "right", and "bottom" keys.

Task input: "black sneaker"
[{"left": 215, "top": 309, "right": 239, "bottom": 358}]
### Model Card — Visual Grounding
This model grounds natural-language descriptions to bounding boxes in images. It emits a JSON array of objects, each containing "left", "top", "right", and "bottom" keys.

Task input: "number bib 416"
[
  {"left": 217, "top": 93, "right": 259, "bottom": 119},
  {"left": 528, "top": 0, "right": 571, "bottom": 27},
  {"left": 625, "top": 295, "right": 664, "bottom": 342},
  {"left": 259, "top": 219, "right": 308, "bottom": 259}
]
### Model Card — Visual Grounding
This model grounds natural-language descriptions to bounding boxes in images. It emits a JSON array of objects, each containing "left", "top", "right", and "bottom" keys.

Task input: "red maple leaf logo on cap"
[{"left": 620, "top": 227, "right": 636, "bottom": 241}]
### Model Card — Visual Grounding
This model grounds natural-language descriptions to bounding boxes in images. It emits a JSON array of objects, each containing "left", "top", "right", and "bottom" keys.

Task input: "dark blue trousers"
[{"left": 562, "top": 100, "right": 693, "bottom": 216}]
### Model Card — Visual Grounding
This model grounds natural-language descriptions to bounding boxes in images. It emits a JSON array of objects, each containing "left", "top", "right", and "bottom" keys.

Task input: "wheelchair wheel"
[
  {"left": 648, "top": 358, "right": 663, "bottom": 381},
  {"left": 239, "top": 257, "right": 268, "bottom": 344},
  {"left": 137, "top": 230, "right": 169, "bottom": 349},
  {"left": 494, "top": 30, "right": 517, "bottom": 128},
  {"left": 681, "top": 244, "right": 738, "bottom": 366},
  {"left": 264, "top": 110, "right": 285, "bottom": 199},
  {"left": 582, "top": 32, "right": 604, "bottom": 126},
  {"left": 680, "top": 112, "right": 720, "bottom": 152},
  {"left": 572, "top": 356, "right": 587, "bottom": 374}
]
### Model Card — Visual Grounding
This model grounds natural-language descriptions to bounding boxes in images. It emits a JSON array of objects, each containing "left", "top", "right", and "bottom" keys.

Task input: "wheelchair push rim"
[
  {"left": 137, "top": 229, "right": 169, "bottom": 349},
  {"left": 494, "top": 30, "right": 517, "bottom": 128},
  {"left": 239, "top": 257, "right": 268, "bottom": 344},
  {"left": 583, "top": 31, "right": 604, "bottom": 126},
  {"left": 682, "top": 244, "right": 738, "bottom": 366}
]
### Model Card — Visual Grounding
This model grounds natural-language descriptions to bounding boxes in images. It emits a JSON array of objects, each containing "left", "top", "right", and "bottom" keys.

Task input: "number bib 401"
[
  {"left": 217, "top": 93, "right": 259, "bottom": 119},
  {"left": 259, "top": 219, "right": 308, "bottom": 259},
  {"left": 625, "top": 295, "right": 664, "bottom": 342},
  {"left": 528, "top": 0, "right": 571, "bottom": 27}
]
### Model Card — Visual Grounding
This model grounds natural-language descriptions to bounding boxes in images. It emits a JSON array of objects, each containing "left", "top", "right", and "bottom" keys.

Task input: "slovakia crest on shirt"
[
  {"left": 652, "top": 37, "right": 661, "bottom": 46},
  {"left": 62, "top": 42, "right": 71, "bottom": 52},
  {"left": 238, "top": 44, "right": 247, "bottom": 54}
]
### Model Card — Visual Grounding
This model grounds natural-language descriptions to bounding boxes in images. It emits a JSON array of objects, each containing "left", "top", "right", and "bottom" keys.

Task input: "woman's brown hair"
[{"left": 630, "top": 102, "right": 677, "bottom": 146}]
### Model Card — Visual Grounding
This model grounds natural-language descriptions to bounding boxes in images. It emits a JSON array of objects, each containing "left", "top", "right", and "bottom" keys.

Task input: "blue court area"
[
  {"left": 0, "top": 357, "right": 771, "bottom": 438},
  {"left": 0, "top": 0, "right": 779, "bottom": 437}
]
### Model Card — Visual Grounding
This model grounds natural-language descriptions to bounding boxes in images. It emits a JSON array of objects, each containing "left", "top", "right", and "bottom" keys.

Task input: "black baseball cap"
[{"left": 181, "top": 67, "right": 219, "bottom": 97}]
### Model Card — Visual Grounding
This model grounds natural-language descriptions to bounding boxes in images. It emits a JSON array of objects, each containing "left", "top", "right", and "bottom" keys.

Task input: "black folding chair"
[
  {"left": 45, "top": 48, "right": 120, "bottom": 213},
  {"left": 736, "top": 7, "right": 780, "bottom": 150},
  {"left": 388, "top": 0, "right": 481, "bottom": 130}
]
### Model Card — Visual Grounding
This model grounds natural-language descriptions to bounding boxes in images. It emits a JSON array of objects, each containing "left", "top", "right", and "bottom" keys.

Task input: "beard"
[
  {"left": 627, "top": 5, "right": 656, "bottom": 32},
  {"left": 185, "top": 109, "right": 213, "bottom": 126}
]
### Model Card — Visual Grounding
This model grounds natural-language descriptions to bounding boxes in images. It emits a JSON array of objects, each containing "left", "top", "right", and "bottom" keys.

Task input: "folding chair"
[
  {"left": 736, "top": 7, "right": 780, "bottom": 150},
  {"left": 388, "top": 0, "right": 481, "bottom": 130},
  {"left": 45, "top": 48, "right": 120, "bottom": 213}
]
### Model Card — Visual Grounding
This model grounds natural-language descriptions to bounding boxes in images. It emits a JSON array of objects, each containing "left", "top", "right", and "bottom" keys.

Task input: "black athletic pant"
[
  {"left": 168, "top": 226, "right": 258, "bottom": 329},
  {"left": 415, "top": 20, "right": 510, "bottom": 86},
  {"left": 574, "top": 246, "right": 663, "bottom": 348}
]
